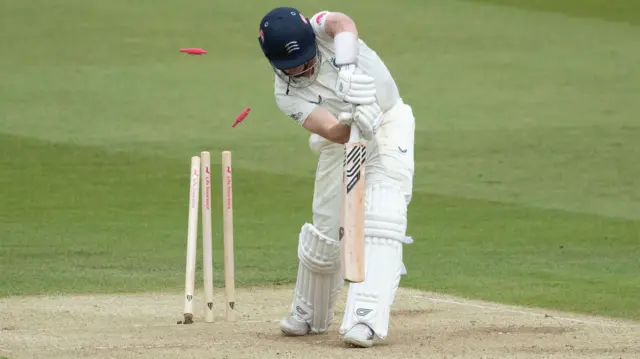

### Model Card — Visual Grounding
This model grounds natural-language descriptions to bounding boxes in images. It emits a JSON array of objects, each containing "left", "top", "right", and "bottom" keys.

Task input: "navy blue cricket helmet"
[{"left": 258, "top": 7, "right": 317, "bottom": 71}]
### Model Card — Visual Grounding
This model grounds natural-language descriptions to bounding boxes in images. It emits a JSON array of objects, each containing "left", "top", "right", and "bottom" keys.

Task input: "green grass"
[
  {"left": 0, "top": 133, "right": 310, "bottom": 294},
  {"left": 1, "top": 0, "right": 639, "bottom": 321},
  {"left": 2, "top": 133, "right": 638, "bottom": 320},
  {"left": 465, "top": 0, "right": 640, "bottom": 25}
]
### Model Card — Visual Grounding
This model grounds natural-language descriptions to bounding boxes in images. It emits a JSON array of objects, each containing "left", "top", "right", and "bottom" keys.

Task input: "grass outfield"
[{"left": 1, "top": 0, "right": 639, "bottom": 322}]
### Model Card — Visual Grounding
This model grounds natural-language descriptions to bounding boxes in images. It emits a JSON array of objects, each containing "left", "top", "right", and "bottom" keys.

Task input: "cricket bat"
[{"left": 340, "top": 122, "right": 366, "bottom": 283}]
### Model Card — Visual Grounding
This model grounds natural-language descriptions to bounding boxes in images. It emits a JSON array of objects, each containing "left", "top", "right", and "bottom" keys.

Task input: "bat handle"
[
  {"left": 349, "top": 104, "right": 361, "bottom": 142},
  {"left": 349, "top": 123, "right": 361, "bottom": 142}
]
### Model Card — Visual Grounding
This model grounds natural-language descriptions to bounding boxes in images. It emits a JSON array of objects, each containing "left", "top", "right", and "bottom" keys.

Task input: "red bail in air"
[
  {"left": 232, "top": 107, "right": 251, "bottom": 127},
  {"left": 180, "top": 48, "right": 207, "bottom": 55}
]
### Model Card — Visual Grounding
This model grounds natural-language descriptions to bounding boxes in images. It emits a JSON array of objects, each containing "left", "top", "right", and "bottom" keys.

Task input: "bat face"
[{"left": 340, "top": 140, "right": 366, "bottom": 283}]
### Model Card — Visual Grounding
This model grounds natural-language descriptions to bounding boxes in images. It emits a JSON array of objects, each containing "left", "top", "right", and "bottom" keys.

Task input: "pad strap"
[{"left": 365, "top": 213, "right": 407, "bottom": 242}]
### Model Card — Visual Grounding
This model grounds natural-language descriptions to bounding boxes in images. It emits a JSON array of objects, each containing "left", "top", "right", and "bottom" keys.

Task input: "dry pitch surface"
[{"left": 1, "top": 286, "right": 639, "bottom": 359}]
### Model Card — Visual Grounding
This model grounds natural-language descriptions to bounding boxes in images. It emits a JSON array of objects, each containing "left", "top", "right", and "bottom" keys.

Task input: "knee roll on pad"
[
  {"left": 364, "top": 183, "right": 407, "bottom": 242},
  {"left": 340, "top": 183, "right": 410, "bottom": 339},
  {"left": 291, "top": 223, "right": 342, "bottom": 333}
]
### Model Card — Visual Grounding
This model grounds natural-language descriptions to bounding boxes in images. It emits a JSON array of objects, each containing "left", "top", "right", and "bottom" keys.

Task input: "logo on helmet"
[{"left": 284, "top": 41, "right": 300, "bottom": 54}]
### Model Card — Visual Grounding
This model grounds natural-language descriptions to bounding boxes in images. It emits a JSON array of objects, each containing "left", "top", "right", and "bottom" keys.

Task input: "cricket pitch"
[{"left": 1, "top": 286, "right": 638, "bottom": 358}]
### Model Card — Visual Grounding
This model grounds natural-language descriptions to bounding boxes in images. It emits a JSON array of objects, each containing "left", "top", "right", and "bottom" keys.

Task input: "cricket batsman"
[{"left": 257, "top": 7, "right": 415, "bottom": 347}]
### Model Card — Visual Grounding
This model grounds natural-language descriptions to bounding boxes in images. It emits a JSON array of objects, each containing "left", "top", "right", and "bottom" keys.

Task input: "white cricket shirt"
[{"left": 274, "top": 11, "right": 401, "bottom": 127}]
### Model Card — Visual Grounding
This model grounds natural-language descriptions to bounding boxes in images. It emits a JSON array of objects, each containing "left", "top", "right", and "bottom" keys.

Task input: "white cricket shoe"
[
  {"left": 343, "top": 323, "right": 374, "bottom": 348},
  {"left": 279, "top": 314, "right": 310, "bottom": 336}
]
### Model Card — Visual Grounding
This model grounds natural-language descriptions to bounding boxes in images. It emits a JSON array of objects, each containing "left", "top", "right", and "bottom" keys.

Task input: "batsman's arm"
[
  {"left": 311, "top": 12, "right": 359, "bottom": 66},
  {"left": 322, "top": 12, "right": 358, "bottom": 38},
  {"left": 311, "top": 11, "right": 358, "bottom": 39},
  {"left": 274, "top": 87, "right": 350, "bottom": 143},
  {"left": 302, "top": 106, "right": 350, "bottom": 144}
]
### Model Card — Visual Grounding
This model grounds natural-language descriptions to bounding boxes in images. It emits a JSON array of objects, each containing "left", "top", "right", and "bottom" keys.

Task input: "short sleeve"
[
  {"left": 310, "top": 11, "right": 332, "bottom": 43},
  {"left": 276, "top": 92, "right": 317, "bottom": 126}
]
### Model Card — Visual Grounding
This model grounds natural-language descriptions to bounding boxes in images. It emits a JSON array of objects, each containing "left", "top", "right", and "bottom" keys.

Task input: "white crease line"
[
  {"left": 413, "top": 295, "right": 639, "bottom": 328},
  {"left": 1, "top": 319, "right": 281, "bottom": 333}
]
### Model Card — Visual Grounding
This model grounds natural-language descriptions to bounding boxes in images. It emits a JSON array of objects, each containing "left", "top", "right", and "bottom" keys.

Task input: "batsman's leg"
[
  {"left": 279, "top": 223, "right": 342, "bottom": 335},
  {"left": 341, "top": 100, "right": 415, "bottom": 347},
  {"left": 280, "top": 141, "right": 345, "bottom": 336},
  {"left": 340, "top": 182, "right": 409, "bottom": 347}
]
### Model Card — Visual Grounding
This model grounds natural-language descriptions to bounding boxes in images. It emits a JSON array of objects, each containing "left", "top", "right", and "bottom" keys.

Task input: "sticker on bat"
[{"left": 344, "top": 146, "right": 366, "bottom": 193}]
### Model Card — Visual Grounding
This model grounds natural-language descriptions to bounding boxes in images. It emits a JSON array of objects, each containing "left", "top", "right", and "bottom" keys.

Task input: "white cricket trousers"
[{"left": 309, "top": 98, "right": 416, "bottom": 240}]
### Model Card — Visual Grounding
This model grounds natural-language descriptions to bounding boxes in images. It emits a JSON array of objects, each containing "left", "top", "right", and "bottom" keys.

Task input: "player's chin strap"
[{"left": 339, "top": 182, "right": 412, "bottom": 339}]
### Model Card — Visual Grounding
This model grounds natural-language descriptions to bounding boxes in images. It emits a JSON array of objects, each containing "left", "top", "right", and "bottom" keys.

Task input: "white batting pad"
[
  {"left": 290, "top": 223, "right": 342, "bottom": 333},
  {"left": 340, "top": 183, "right": 409, "bottom": 339}
]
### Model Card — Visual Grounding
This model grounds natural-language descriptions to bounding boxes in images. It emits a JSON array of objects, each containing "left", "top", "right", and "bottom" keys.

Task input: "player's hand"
[
  {"left": 337, "top": 112, "right": 353, "bottom": 126},
  {"left": 337, "top": 104, "right": 381, "bottom": 141},
  {"left": 335, "top": 65, "right": 376, "bottom": 105},
  {"left": 338, "top": 110, "right": 372, "bottom": 141},
  {"left": 353, "top": 103, "right": 383, "bottom": 141}
]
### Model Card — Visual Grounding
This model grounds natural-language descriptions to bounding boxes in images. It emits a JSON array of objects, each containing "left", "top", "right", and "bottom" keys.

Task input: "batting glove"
[
  {"left": 335, "top": 65, "right": 377, "bottom": 106},
  {"left": 337, "top": 106, "right": 379, "bottom": 142},
  {"left": 353, "top": 103, "right": 383, "bottom": 141}
]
